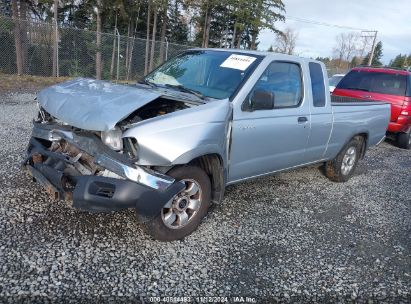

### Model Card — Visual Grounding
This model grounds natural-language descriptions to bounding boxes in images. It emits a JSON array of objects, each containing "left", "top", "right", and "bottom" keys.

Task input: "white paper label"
[{"left": 220, "top": 54, "right": 257, "bottom": 71}]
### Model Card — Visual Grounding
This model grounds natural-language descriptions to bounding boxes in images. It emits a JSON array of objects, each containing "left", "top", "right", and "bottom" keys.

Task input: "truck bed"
[{"left": 324, "top": 95, "right": 391, "bottom": 160}]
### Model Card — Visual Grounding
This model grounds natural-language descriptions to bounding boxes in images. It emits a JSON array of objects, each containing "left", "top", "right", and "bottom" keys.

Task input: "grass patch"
[
  {"left": 0, "top": 73, "right": 71, "bottom": 93},
  {"left": 0, "top": 74, "right": 137, "bottom": 93}
]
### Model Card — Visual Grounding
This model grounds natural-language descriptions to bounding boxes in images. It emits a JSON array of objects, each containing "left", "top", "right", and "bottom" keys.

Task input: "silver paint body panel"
[{"left": 37, "top": 78, "right": 161, "bottom": 131}]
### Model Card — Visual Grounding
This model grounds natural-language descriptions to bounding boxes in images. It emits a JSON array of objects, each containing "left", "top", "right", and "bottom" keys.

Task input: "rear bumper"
[
  {"left": 388, "top": 116, "right": 411, "bottom": 133},
  {"left": 23, "top": 123, "right": 185, "bottom": 221}
]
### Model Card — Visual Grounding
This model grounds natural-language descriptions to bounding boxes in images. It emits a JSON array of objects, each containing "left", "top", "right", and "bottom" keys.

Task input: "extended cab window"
[
  {"left": 309, "top": 62, "right": 326, "bottom": 107},
  {"left": 249, "top": 61, "right": 303, "bottom": 109}
]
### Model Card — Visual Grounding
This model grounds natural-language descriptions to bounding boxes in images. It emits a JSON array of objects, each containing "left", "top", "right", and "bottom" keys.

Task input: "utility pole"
[
  {"left": 367, "top": 31, "right": 378, "bottom": 66},
  {"left": 361, "top": 30, "right": 377, "bottom": 66}
]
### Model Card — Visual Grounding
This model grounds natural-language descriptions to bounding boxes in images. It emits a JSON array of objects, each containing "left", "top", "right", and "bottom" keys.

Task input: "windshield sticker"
[{"left": 220, "top": 54, "right": 257, "bottom": 71}]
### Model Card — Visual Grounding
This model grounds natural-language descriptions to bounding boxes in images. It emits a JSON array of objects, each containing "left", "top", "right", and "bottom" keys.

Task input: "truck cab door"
[
  {"left": 228, "top": 60, "right": 311, "bottom": 183},
  {"left": 304, "top": 62, "right": 333, "bottom": 163}
]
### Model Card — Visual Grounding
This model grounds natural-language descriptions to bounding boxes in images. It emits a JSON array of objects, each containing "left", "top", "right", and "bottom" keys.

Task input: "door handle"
[{"left": 298, "top": 116, "right": 308, "bottom": 123}]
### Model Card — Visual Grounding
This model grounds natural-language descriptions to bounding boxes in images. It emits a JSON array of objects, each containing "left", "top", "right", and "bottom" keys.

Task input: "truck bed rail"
[{"left": 331, "top": 95, "right": 384, "bottom": 104}]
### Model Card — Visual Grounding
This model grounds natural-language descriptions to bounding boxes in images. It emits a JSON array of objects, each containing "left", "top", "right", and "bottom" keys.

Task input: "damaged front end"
[
  {"left": 23, "top": 121, "right": 185, "bottom": 221},
  {"left": 23, "top": 77, "right": 231, "bottom": 221}
]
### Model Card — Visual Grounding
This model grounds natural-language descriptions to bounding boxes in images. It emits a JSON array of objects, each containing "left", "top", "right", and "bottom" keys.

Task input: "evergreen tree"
[
  {"left": 167, "top": 0, "right": 189, "bottom": 43},
  {"left": 362, "top": 41, "right": 383, "bottom": 66},
  {"left": 193, "top": 0, "right": 284, "bottom": 49},
  {"left": 0, "top": 0, "right": 12, "bottom": 16},
  {"left": 350, "top": 56, "right": 359, "bottom": 68},
  {"left": 389, "top": 54, "right": 406, "bottom": 68}
]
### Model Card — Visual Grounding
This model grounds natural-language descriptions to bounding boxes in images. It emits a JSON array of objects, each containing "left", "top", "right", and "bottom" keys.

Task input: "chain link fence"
[
  {"left": 325, "top": 66, "right": 350, "bottom": 77},
  {"left": 0, "top": 15, "right": 192, "bottom": 81},
  {"left": 0, "top": 14, "right": 353, "bottom": 83}
]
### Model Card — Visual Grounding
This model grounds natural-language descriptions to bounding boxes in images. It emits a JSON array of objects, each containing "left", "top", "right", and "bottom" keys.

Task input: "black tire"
[
  {"left": 142, "top": 166, "right": 211, "bottom": 241},
  {"left": 397, "top": 132, "right": 411, "bottom": 149},
  {"left": 325, "top": 137, "right": 362, "bottom": 182}
]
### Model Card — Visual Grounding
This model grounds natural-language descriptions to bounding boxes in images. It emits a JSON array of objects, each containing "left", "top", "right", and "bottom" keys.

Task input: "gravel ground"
[{"left": 0, "top": 92, "right": 410, "bottom": 303}]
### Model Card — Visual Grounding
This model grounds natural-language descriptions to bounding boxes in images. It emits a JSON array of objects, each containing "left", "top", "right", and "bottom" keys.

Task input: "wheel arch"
[
  {"left": 184, "top": 154, "right": 226, "bottom": 204},
  {"left": 354, "top": 132, "right": 368, "bottom": 159},
  {"left": 341, "top": 132, "right": 368, "bottom": 159}
]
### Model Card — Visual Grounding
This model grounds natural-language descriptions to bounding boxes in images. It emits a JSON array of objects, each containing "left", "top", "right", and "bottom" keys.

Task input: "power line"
[{"left": 285, "top": 15, "right": 373, "bottom": 32}]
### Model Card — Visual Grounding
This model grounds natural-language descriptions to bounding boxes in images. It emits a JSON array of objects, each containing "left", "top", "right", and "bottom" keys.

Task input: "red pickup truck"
[{"left": 333, "top": 67, "right": 411, "bottom": 149}]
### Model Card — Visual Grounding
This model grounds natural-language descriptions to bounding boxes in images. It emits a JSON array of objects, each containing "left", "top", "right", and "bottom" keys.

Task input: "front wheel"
[
  {"left": 325, "top": 137, "right": 362, "bottom": 182},
  {"left": 397, "top": 131, "right": 411, "bottom": 149},
  {"left": 142, "top": 166, "right": 211, "bottom": 241}
]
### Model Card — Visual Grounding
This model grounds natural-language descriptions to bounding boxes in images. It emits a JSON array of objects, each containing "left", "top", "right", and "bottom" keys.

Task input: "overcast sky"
[{"left": 258, "top": 0, "right": 411, "bottom": 64}]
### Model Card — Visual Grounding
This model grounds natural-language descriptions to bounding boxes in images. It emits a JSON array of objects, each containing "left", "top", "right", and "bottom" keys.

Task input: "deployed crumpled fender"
[
  {"left": 37, "top": 78, "right": 161, "bottom": 131},
  {"left": 123, "top": 99, "right": 232, "bottom": 167}
]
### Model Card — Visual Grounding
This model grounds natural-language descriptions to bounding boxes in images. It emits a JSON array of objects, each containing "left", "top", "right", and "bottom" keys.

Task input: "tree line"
[
  {"left": 267, "top": 28, "right": 410, "bottom": 72},
  {"left": 2, "top": 0, "right": 286, "bottom": 79},
  {"left": 2, "top": 1, "right": 409, "bottom": 79},
  {"left": 318, "top": 31, "right": 410, "bottom": 73}
]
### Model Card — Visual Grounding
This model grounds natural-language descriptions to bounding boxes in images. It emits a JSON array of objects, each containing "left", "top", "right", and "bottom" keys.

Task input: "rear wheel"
[
  {"left": 142, "top": 166, "right": 211, "bottom": 241},
  {"left": 397, "top": 131, "right": 411, "bottom": 149},
  {"left": 325, "top": 137, "right": 362, "bottom": 182}
]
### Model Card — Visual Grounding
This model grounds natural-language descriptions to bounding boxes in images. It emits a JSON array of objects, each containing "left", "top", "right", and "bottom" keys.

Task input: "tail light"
[{"left": 401, "top": 98, "right": 410, "bottom": 116}]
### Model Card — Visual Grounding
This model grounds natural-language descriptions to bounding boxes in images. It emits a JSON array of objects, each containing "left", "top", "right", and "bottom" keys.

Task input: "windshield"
[
  {"left": 337, "top": 70, "right": 407, "bottom": 96},
  {"left": 144, "top": 50, "right": 262, "bottom": 99},
  {"left": 329, "top": 75, "right": 344, "bottom": 87}
]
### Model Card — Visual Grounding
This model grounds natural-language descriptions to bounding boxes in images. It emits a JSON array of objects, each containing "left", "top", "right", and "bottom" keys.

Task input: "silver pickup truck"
[{"left": 24, "top": 49, "right": 390, "bottom": 241}]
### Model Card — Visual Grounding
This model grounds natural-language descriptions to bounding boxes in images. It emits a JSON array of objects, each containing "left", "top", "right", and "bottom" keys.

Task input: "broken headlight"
[{"left": 101, "top": 128, "right": 123, "bottom": 151}]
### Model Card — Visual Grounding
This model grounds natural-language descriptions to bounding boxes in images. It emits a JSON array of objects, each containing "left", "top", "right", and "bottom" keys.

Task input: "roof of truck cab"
[
  {"left": 187, "top": 48, "right": 321, "bottom": 64},
  {"left": 352, "top": 66, "right": 411, "bottom": 76}
]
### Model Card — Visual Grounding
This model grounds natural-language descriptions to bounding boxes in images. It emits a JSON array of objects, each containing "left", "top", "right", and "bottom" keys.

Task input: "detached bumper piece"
[{"left": 24, "top": 123, "right": 185, "bottom": 220}]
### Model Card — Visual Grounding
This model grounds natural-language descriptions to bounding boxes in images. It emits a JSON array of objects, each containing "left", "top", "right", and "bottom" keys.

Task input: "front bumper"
[{"left": 23, "top": 123, "right": 185, "bottom": 220}]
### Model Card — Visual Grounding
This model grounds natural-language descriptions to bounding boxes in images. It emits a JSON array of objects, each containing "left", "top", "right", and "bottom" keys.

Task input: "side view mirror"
[{"left": 249, "top": 89, "right": 275, "bottom": 111}]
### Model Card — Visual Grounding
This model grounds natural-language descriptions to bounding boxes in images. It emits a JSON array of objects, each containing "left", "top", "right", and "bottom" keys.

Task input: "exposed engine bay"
[
  {"left": 39, "top": 96, "right": 193, "bottom": 130},
  {"left": 119, "top": 97, "right": 192, "bottom": 128},
  {"left": 36, "top": 96, "right": 196, "bottom": 167}
]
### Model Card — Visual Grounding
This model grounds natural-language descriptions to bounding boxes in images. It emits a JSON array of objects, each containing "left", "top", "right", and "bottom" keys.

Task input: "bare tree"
[
  {"left": 358, "top": 35, "right": 371, "bottom": 62},
  {"left": 231, "top": 21, "right": 237, "bottom": 48},
  {"left": 203, "top": 1, "right": 211, "bottom": 47},
  {"left": 125, "top": 18, "right": 131, "bottom": 72},
  {"left": 11, "top": 0, "right": 23, "bottom": 75},
  {"left": 144, "top": 1, "right": 151, "bottom": 75},
  {"left": 110, "top": 13, "right": 117, "bottom": 80},
  {"left": 20, "top": 0, "right": 27, "bottom": 73},
  {"left": 201, "top": 0, "right": 209, "bottom": 47},
  {"left": 52, "top": 0, "right": 58, "bottom": 77},
  {"left": 95, "top": 0, "right": 102, "bottom": 80},
  {"left": 332, "top": 32, "right": 360, "bottom": 68},
  {"left": 236, "top": 23, "right": 243, "bottom": 48},
  {"left": 149, "top": 3, "right": 158, "bottom": 72},
  {"left": 272, "top": 27, "right": 298, "bottom": 55},
  {"left": 159, "top": 0, "right": 168, "bottom": 63}
]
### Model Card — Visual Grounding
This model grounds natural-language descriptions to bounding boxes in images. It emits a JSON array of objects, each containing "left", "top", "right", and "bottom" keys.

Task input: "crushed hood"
[{"left": 37, "top": 78, "right": 161, "bottom": 131}]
